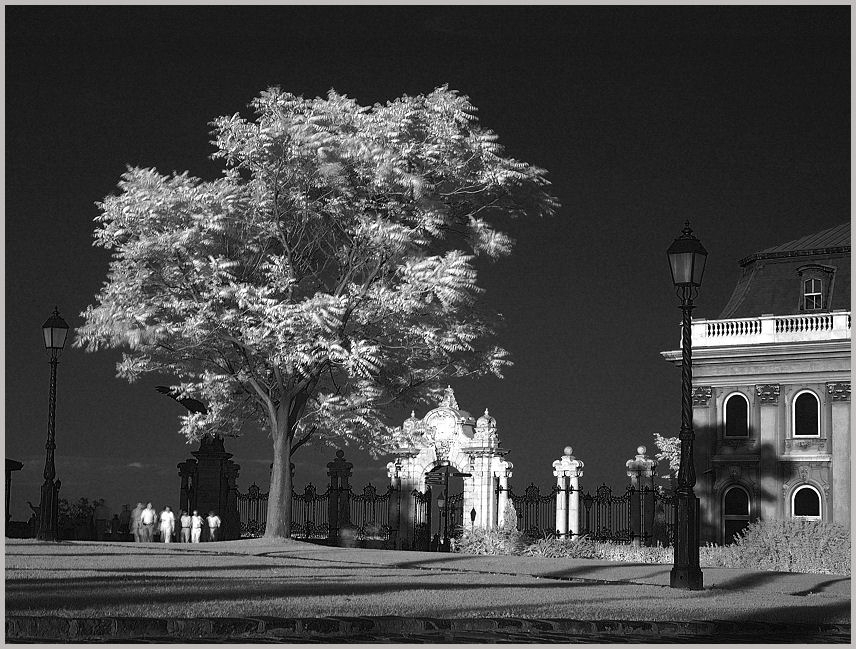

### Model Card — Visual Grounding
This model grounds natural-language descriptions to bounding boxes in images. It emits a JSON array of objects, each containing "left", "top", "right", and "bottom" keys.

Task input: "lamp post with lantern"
[
  {"left": 37, "top": 307, "right": 70, "bottom": 542},
  {"left": 666, "top": 223, "right": 707, "bottom": 590}
]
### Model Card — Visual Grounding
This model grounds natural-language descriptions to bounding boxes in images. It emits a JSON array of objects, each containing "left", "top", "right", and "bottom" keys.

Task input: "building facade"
[{"left": 662, "top": 223, "right": 850, "bottom": 544}]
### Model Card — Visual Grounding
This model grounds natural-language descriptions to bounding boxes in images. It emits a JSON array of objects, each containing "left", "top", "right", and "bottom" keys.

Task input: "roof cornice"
[{"left": 738, "top": 246, "right": 850, "bottom": 268}]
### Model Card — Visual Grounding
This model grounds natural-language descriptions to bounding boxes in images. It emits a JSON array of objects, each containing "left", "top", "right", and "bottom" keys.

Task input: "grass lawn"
[{"left": 5, "top": 538, "right": 850, "bottom": 624}]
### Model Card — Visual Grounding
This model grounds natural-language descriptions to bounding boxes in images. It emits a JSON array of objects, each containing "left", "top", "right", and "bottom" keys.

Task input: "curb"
[{"left": 5, "top": 616, "right": 851, "bottom": 642}]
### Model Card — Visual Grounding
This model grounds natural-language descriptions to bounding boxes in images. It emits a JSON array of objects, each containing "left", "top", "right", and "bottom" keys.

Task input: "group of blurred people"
[{"left": 128, "top": 503, "right": 221, "bottom": 543}]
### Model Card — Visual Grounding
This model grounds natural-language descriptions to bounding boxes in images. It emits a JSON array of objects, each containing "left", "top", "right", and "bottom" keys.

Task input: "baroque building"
[{"left": 662, "top": 222, "right": 850, "bottom": 544}]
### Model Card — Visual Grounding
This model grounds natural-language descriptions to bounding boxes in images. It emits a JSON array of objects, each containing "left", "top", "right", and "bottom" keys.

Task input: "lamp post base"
[
  {"left": 670, "top": 565, "right": 704, "bottom": 590},
  {"left": 36, "top": 478, "right": 59, "bottom": 542},
  {"left": 670, "top": 491, "right": 703, "bottom": 590}
]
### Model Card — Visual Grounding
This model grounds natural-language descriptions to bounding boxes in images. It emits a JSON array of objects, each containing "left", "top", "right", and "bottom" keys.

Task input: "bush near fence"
[{"left": 455, "top": 519, "right": 850, "bottom": 576}]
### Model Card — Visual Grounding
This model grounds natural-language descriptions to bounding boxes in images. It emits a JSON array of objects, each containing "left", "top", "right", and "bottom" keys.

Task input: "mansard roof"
[
  {"left": 738, "top": 222, "right": 850, "bottom": 266},
  {"left": 718, "top": 222, "right": 850, "bottom": 319}
]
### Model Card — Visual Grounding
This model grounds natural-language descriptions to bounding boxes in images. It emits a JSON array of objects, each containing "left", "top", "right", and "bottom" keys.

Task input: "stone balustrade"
[{"left": 688, "top": 311, "right": 850, "bottom": 348}]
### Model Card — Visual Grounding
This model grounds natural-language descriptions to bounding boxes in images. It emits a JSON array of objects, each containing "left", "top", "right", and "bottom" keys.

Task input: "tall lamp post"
[
  {"left": 37, "top": 307, "right": 69, "bottom": 541},
  {"left": 667, "top": 223, "right": 707, "bottom": 590}
]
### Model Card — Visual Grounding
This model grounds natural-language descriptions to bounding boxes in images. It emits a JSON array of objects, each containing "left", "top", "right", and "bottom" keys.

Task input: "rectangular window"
[{"left": 804, "top": 278, "right": 823, "bottom": 310}]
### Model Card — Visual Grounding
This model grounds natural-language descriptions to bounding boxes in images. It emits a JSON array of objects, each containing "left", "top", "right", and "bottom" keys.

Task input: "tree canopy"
[{"left": 77, "top": 85, "right": 559, "bottom": 536}]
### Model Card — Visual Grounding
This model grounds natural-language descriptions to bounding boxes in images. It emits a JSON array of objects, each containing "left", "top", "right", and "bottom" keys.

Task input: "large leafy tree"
[{"left": 77, "top": 86, "right": 559, "bottom": 538}]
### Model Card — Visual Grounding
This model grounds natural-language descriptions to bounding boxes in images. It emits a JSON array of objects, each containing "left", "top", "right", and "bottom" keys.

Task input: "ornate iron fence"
[
  {"left": 502, "top": 483, "right": 559, "bottom": 538},
  {"left": 238, "top": 481, "right": 396, "bottom": 542},
  {"left": 349, "top": 484, "right": 395, "bottom": 540},
  {"left": 292, "top": 483, "right": 330, "bottom": 540},
  {"left": 580, "top": 484, "right": 677, "bottom": 545},
  {"left": 581, "top": 484, "right": 633, "bottom": 542},
  {"left": 493, "top": 481, "right": 678, "bottom": 546},
  {"left": 237, "top": 483, "right": 269, "bottom": 537}
]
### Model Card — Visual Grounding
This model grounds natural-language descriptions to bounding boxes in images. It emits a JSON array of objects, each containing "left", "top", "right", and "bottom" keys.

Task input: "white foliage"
[{"left": 76, "top": 85, "right": 559, "bottom": 458}]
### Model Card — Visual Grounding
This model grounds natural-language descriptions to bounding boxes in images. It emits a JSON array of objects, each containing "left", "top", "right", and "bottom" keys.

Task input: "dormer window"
[
  {"left": 796, "top": 264, "right": 835, "bottom": 312},
  {"left": 803, "top": 278, "right": 822, "bottom": 310}
]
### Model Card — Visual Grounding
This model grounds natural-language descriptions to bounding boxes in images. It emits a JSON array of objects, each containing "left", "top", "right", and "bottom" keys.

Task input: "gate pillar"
[
  {"left": 553, "top": 446, "right": 584, "bottom": 538},
  {"left": 494, "top": 460, "right": 512, "bottom": 526},
  {"left": 626, "top": 445, "right": 657, "bottom": 546}
]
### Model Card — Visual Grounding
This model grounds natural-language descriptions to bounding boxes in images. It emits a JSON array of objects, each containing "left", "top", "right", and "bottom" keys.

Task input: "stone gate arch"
[{"left": 386, "top": 386, "right": 513, "bottom": 549}]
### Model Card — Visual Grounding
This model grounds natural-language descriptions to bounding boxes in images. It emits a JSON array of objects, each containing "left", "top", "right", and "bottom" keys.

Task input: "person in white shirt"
[
  {"left": 140, "top": 503, "right": 156, "bottom": 542},
  {"left": 190, "top": 510, "right": 204, "bottom": 543},
  {"left": 206, "top": 511, "right": 221, "bottom": 542},
  {"left": 179, "top": 511, "right": 192, "bottom": 543},
  {"left": 159, "top": 506, "right": 175, "bottom": 543}
]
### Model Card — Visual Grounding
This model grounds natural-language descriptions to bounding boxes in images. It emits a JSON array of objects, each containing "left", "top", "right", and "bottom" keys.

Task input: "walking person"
[
  {"left": 140, "top": 502, "right": 156, "bottom": 542},
  {"left": 206, "top": 510, "right": 221, "bottom": 542},
  {"left": 130, "top": 502, "right": 144, "bottom": 542},
  {"left": 159, "top": 506, "right": 175, "bottom": 543},
  {"left": 179, "top": 510, "right": 192, "bottom": 543},
  {"left": 118, "top": 504, "right": 132, "bottom": 541},
  {"left": 190, "top": 510, "right": 204, "bottom": 543},
  {"left": 94, "top": 500, "right": 110, "bottom": 541}
]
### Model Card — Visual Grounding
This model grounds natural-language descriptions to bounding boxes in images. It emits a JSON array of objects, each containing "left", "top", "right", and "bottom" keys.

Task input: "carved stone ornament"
[
  {"left": 784, "top": 438, "right": 827, "bottom": 452},
  {"left": 827, "top": 382, "right": 851, "bottom": 402},
  {"left": 728, "top": 465, "right": 741, "bottom": 479},
  {"left": 439, "top": 385, "right": 459, "bottom": 409},
  {"left": 692, "top": 386, "right": 713, "bottom": 406},
  {"left": 435, "top": 440, "right": 451, "bottom": 462},
  {"left": 755, "top": 384, "right": 780, "bottom": 404},
  {"left": 798, "top": 465, "right": 810, "bottom": 482},
  {"left": 720, "top": 438, "right": 758, "bottom": 449}
]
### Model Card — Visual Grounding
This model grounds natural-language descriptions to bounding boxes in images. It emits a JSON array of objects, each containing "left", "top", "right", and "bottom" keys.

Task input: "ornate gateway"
[{"left": 386, "top": 386, "right": 513, "bottom": 549}]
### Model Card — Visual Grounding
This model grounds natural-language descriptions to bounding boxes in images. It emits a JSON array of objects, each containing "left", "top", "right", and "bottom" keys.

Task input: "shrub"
[
  {"left": 455, "top": 502, "right": 524, "bottom": 555},
  {"left": 699, "top": 542, "right": 741, "bottom": 568},
  {"left": 595, "top": 542, "right": 673, "bottom": 564},
  {"left": 455, "top": 526, "right": 523, "bottom": 555},
  {"left": 521, "top": 535, "right": 597, "bottom": 559},
  {"left": 455, "top": 517, "right": 850, "bottom": 576},
  {"left": 730, "top": 519, "right": 849, "bottom": 575}
]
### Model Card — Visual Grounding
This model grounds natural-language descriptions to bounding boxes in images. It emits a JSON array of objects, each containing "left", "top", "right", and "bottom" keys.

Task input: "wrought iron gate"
[{"left": 411, "top": 487, "right": 432, "bottom": 551}]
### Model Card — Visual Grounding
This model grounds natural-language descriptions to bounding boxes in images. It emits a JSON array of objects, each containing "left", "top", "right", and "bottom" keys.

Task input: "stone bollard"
[
  {"left": 626, "top": 445, "right": 657, "bottom": 546},
  {"left": 552, "top": 446, "right": 584, "bottom": 539}
]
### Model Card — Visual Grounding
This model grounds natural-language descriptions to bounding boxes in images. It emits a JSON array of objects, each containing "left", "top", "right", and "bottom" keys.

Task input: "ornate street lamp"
[
  {"left": 37, "top": 307, "right": 69, "bottom": 541},
  {"left": 667, "top": 223, "right": 707, "bottom": 589}
]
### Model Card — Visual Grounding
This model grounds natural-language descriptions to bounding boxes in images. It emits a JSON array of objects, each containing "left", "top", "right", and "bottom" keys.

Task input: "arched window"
[
  {"left": 792, "top": 485, "right": 821, "bottom": 520},
  {"left": 793, "top": 391, "right": 820, "bottom": 437},
  {"left": 722, "top": 486, "right": 751, "bottom": 544},
  {"left": 724, "top": 393, "right": 749, "bottom": 438}
]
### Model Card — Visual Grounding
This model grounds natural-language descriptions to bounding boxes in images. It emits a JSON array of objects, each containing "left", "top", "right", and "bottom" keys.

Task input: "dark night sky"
[{"left": 4, "top": 6, "right": 850, "bottom": 520}]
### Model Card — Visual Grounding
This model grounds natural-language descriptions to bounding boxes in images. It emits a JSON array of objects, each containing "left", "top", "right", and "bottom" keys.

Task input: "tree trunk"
[{"left": 264, "top": 412, "right": 293, "bottom": 539}]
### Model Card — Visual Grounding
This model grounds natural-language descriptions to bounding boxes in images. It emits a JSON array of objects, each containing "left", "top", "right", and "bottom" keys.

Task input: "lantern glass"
[
  {"left": 42, "top": 310, "right": 70, "bottom": 350},
  {"left": 667, "top": 224, "right": 707, "bottom": 287}
]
